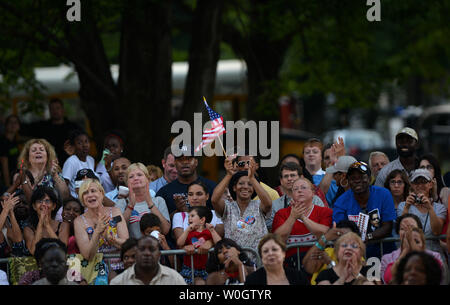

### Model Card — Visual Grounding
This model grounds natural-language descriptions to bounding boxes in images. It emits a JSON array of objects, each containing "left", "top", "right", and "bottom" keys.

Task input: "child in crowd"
[
  {"left": 176, "top": 206, "right": 222, "bottom": 285},
  {"left": 139, "top": 213, "right": 173, "bottom": 267}
]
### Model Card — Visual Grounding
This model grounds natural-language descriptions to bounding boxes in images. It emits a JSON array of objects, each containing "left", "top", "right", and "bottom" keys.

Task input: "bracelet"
[
  {"left": 314, "top": 241, "right": 325, "bottom": 251},
  {"left": 148, "top": 204, "right": 154, "bottom": 210},
  {"left": 320, "top": 234, "right": 327, "bottom": 244},
  {"left": 127, "top": 205, "right": 134, "bottom": 211}
]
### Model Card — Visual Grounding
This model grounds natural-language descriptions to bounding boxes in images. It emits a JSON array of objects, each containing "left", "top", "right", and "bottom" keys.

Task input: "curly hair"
[
  {"left": 17, "top": 138, "right": 58, "bottom": 173},
  {"left": 393, "top": 251, "right": 441, "bottom": 285}
]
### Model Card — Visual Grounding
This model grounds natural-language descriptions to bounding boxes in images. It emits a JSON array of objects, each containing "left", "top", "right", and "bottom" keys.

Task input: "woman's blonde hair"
[
  {"left": 17, "top": 138, "right": 58, "bottom": 172},
  {"left": 78, "top": 178, "right": 105, "bottom": 206},
  {"left": 334, "top": 232, "right": 366, "bottom": 263},
  {"left": 126, "top": 162, "right": 150, "bottom": 183}
]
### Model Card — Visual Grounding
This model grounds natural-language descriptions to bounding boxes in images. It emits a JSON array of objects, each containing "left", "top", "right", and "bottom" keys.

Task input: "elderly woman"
[
  {"left": 115, "top": 163, "right": 170, "bottom": 239},
  {"left": 172, "top": 180, "right": 224, "bottom": 241},
  {"left": 397, "top": 169, "right": 447, "bottom": 253},
  {"left": 73, "top": 178, "right": 129, "bottom": 271},
  {"left": 211, "top": 156, "right": 272, "bottom": 263},
  {"left": 12, "top": 138, "right": 69, "bottom": 203},
  {"left": 23, "top": 186, "right": 70, "bottom": 255},
  {"left": 272, "top": 177, "right": 333, "bottom": 269},
  {"left": 245, "top": 233, "right": 309, "bottom": 285},
  {"left": 316, "top": 232, "right": 372, "bottom": 285}
]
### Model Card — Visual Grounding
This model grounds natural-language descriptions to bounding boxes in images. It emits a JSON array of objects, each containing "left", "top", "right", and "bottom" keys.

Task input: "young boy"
[{"left": 139, "top": 213, "right": 173, "bottom": 267}]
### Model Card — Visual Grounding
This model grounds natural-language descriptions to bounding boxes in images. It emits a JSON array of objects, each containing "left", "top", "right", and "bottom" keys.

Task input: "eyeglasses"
[
  {"left": 237, "top": 160, "right": 250, "bottom": 167},
  {"left": 36, "top": 199, "right": 52, "bottom": 204},
  {"left": 419, "top": 165, "right": 434, "bottom": 171},
  {"left": 340, "top": 243, "right": 360, "bottom": 249},
  {"left": 389, "top": 180, "right": 405, "bottom": 186}
]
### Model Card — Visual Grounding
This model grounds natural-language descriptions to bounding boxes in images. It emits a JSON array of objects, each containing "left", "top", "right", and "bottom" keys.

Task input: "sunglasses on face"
[{"left": 237, "top": 160, "right": 250, "bottom": 167}]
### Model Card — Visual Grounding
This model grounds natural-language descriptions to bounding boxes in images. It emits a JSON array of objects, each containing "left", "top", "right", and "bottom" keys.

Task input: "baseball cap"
[
  {"left": 410, "top": 168, "right": 432, "bottom": 182},
  {"left": 75, "top": 168, "right": 98, "bottom": 181},
  {"left": 347, "top": 161, "right": 371, "bottom": 177},
  {"left": 172, "top": 143, "right": 196, "bottom": 159},
  {"left": 396, "top": 127, "right": 418, "bottom": 142},
  {"left": 326, "top": 156, "right": 357, "bottom": 174}
]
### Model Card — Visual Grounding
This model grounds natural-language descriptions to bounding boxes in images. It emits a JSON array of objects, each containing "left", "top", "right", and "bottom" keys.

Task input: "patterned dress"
[{"left": 220, "top": 199, "right": 268, "bottom": 263}]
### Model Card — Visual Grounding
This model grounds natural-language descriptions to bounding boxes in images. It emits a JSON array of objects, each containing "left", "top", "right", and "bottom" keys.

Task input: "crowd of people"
[{"left": 0, "top": 99, "right": 449, "bottom": 286}]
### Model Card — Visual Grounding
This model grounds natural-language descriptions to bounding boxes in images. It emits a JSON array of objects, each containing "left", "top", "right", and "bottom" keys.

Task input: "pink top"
[{"left": 381, "top": 248, "right": 443, "bottom": 284}]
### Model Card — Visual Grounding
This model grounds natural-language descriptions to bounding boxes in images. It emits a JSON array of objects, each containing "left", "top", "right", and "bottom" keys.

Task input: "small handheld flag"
[{"left": 195, "top": 97, "right": 226, "bottom": 153}]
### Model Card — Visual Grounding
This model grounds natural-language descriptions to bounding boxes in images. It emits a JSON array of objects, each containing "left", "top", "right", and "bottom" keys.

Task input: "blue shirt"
[
  {"left": 333, "top": 185, "right": 397, "bottom": 225},
  {"left": 333, "top": 185, "right": 397, "bottom": 258},
  {"left": 150, "top": 176, "right": 169, "bottom": 193}
]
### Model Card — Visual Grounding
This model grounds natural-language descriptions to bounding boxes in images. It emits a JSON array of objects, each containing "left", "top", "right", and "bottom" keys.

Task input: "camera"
[{"left": 413, "top": 194, "right": 422, "bottom": 204}]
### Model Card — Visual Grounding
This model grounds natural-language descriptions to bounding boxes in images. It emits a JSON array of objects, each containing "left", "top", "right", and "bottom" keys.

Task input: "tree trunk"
[
  {"left": 181, "top": 0, "right": 224, "bottom": 130},
  {"left": 117, "top": 0, "right": 173, "bottom": 165}
]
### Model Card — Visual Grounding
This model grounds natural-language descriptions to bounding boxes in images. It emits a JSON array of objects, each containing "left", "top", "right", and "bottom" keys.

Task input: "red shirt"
[
  {"left": 183, "top": 229, "right": 213, "bottom": 269},
  {"left": 272, "top": 205, "right": 333, "bottom": 257}
]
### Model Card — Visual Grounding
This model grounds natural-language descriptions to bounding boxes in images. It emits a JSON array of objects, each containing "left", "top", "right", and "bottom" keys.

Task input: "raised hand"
[
  {"left": 173, "top": 194, "right": 188, "bottom": 212},
  {"left": 1, "top": 195, "right": 20, "bottom": 213},
  {"left": 247, "top": 158, "right": 257, "bottom": 179},
  {"left": 224, "top": 154, "right": 238, "bottom": 176}
]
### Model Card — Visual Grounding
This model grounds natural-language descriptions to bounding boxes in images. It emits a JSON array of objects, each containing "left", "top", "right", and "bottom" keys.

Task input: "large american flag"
[{"left": 195, "top": 97, "right": 226, "bottom": 152}]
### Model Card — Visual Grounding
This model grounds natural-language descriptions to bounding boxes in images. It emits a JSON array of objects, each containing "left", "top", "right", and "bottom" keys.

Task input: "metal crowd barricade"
[
  {"left": 0, "top": 246, "right": 261, "bottom": 285},
  {"left": 286, "top": 234, "right": 448, "bottom": 271}
]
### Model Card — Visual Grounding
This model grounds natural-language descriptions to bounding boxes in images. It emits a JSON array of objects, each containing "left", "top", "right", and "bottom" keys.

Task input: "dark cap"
[
  {"left": 347, "top": 161, "right": 371, "bottom": 177},
  {"left": 172, "top": 143, "right": 196, "bottom": 159},
  {"left": 75, "top": 168, "right": 98, "bottom": 181}
]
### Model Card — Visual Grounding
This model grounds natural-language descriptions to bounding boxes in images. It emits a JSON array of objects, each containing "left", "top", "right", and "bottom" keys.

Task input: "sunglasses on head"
[{"left": 349, "top": 161, "right": 369, "bottom": 172}]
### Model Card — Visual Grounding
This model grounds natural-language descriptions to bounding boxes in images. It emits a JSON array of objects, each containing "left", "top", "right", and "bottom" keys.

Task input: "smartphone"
[{"left": 112, "top": 215, "right": 122, "bottom": 223}]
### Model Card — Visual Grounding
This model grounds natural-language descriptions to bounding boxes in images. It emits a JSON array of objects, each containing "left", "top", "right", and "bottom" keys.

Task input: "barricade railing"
[
  {"left": 286, "top": 234, "right": 448, "bottom": 271},
  {"left": 0, "top": 246, "right": 261, "bottom": 285}
]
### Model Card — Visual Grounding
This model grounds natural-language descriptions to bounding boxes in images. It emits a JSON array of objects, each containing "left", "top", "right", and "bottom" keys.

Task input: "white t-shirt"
[
  {"left": 172, "top": 210, "right": 223, "bottom": 231},
  {"left": 62, "top": 155, "right": 96, "bottom": 197}
]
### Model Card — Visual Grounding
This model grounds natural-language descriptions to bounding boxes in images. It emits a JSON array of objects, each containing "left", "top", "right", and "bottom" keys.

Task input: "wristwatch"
[
  {"left": 366, "top": 233, "right": 373, "bottom": 241},
  {"left": 327, "top": 261, "right": 336, "bottom": 269}
]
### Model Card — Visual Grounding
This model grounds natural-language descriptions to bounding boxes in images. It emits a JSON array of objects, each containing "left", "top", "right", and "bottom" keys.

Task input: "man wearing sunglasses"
[
  {"left": 333, "top": 161, "right": 397, "bottom": 259},
  {"left": 375, "top": 127, "right": 419, "bottom": 187}
]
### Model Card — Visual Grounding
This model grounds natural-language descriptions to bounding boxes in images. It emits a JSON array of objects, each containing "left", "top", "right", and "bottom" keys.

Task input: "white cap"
[
  {"left": 396, "top": 127, "right": 418, "bottom": 142},
  {"left": 326, "top": 156, "right": 357, "bottom": 174},
  {"left": 410, "top": 168, "right": 432, "bottom": 182}
]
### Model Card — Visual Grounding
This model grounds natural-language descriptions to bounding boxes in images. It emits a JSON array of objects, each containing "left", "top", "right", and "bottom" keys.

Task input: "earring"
[{"left": 341, "top": 178, "right": 348, "bottom": 188}]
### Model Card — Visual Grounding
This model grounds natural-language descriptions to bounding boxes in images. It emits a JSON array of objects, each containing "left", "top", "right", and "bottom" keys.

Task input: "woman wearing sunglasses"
[{"left": 316, "top": 232, "right": 373, "bottom": 285}]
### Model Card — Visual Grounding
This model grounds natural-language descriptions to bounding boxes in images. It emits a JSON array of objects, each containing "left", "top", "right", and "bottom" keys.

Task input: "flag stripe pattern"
[{"left": 195, "top": 98, "right": 226, "bottom": 152}]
